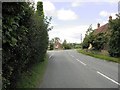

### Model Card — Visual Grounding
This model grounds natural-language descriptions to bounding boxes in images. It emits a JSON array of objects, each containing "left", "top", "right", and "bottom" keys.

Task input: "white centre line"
[
  {"left": 76, "top": 59, "right": 86, "bottom": 66},
  {"left": 97, "top": 71, "right": 120, "bottom": 86}
]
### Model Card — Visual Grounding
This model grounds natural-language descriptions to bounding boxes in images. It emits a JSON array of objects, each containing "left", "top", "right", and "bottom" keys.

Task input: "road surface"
[{"left": 40, "top": 50, "right": 119, "bottom": 88}]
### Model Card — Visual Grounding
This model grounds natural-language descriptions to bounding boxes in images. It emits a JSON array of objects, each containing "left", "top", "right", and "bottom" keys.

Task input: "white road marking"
[
  {"left": 97, "top": 71, "right": 120, "bottom": 86},
  {"left": 49, "top": 54, "right": 54, "bottom": 59},
  {"left": 76, "top": 59, "right": 86, "bottom": 66},
  {"left": 71, "top": 55, "right": 74, "bottom": 57}
]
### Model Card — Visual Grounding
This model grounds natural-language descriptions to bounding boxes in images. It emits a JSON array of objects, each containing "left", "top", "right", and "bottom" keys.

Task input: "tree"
[
  {"left": 36, "top": 1, "right": 44, "bottom": 17},
  {"left": 54, "top": 37, "right": 60, "bottom": 43},
  {"left": 92, "top": 33, "right": 107, "bottom": 50},
  {"left": 82, "top": 25, "right": 94, "bottom": 49},
  {"left": 49, "top": 39, "right": 54, "bottom": 50},
  {"left": 62, "top": 39, "right": 71, "bottom": 49},
  {"left": 2, "top": 2, "right": 52, "bottom": 89},
  {"left": 108, "top": 14, "right": 120, "bottom": 57},
  {"left": 86, "top": 24, "right": 93, "bottom": 35},
  {"left": 49, "top": 37, "right": 62, "bottom": 50}
]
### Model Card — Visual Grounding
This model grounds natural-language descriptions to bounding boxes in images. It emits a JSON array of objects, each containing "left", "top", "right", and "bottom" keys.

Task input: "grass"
[
  {"left": 77, "top": 49, "right": 120, "bottom": 63},
  {"left": 16, "top": 55, "right": 48, "bottom": 88}
]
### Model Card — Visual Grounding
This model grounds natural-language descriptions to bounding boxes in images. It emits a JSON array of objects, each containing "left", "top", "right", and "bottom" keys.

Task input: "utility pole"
[{"left": 80, "top": 33, "right": 82, "bottom": 43}]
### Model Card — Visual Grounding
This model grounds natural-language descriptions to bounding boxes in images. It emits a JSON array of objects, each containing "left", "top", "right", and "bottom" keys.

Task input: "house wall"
[{"left": 54, "top": 41, "right": 63, "bottom": 50}]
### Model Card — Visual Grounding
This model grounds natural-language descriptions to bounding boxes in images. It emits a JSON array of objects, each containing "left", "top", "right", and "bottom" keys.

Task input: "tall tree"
[
  {"left": 62, "top": 39, "right": 71, "bottom": 49},
  {"left": 82, "top": 25, "right": 94, "bottom": 49},
  {"left": 108, "top": 14, "right": 120, "bottom": 57},
  {"left": 55, "top": 37, "right": 60, "bottom": 43},
  {"left": 36, "top": 1, "right": 44, "bottom": 17}
]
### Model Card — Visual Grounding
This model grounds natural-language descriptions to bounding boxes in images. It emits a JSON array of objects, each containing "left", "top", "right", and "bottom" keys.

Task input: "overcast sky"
[{"left": 33, "top": 0, "right": 118, "bottom": 43}]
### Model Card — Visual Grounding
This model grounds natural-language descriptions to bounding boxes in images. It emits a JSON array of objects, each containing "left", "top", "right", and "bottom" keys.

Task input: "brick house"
[
  {"left": 54, "top": 40, "right": 62, "bottom": 50},
  {"left": 94, "top": 16, "right": 112, "bottom": 35},
  {"left": 88, "top": 16, "right": 112, "bottom": 50}
]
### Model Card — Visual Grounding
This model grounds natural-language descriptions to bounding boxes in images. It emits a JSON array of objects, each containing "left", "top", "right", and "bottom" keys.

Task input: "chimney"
[
  {"left": 109, "top": 16, "right": 112, "bottom": 21},
  {"left": 97, "top": 23, "right": 100, "bottom": 28}
]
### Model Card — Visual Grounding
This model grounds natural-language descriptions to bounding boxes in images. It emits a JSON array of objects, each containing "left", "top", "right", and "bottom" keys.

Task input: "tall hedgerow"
[{"left": 2, "top": 2, "right": 51, "bottom": 89}]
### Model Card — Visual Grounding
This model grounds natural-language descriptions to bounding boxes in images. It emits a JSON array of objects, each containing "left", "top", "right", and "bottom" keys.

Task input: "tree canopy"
[{"left": 108, "top": 14, "right": 120, "bottom": 57}]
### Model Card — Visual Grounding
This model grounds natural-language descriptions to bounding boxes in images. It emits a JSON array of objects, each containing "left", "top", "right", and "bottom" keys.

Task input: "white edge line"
[
  {"left": 76, "top": 59, "right": 86, "bottom": 66},
  {"left": 97, "top": 71, "right": 120, "bottom": 86},
  {"left": 71, "top": 55, "right": 74, "bottom": 57},
  {"left": 49, "top": 54, "right": 53, "bottom": 59}
]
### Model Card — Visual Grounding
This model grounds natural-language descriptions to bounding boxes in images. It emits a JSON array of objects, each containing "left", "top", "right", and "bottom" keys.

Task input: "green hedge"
[
  {"left": 108, "top": 14, "right": 120, "bottom": 57},
  {"left": 77, "top": 49, "right": 120, "bottom": 63},
  {"left": 2, "top": 2, "right": 51, "bottom": 89}
]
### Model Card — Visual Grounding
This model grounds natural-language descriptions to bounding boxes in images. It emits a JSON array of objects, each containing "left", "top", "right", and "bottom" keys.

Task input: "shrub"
[
  {"left": 108, "top": 14, "right": 120, "bottom": 57},
  {"left": 2, "top": 2, "right": 51, "bottom": 89}
]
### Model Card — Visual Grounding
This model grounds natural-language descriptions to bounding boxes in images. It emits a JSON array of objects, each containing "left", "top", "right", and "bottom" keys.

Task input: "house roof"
[{"left": 94, "top": 23, "right": 108, "bottom": 35}]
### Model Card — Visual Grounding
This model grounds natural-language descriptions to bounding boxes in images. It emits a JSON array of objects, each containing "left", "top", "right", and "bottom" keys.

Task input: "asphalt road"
[{"left": 40, "top": 50, "right": 119, "bottom": 88}]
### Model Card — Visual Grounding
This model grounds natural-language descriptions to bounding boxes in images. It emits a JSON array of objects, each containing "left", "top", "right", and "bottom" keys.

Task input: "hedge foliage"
[
  {"left": 2, "top": 2, "right": 51, "bottom": 89},
  {"left": 108, "top": 14, "right": 120, "bottom": 57}
]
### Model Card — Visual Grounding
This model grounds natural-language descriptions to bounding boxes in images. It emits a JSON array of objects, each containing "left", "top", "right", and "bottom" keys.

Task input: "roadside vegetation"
[
  {"left": 79, "top": 14, "right": 120, "bottom": 63},
  {"left": 2, "top": 1, "right": 52, "bottom": 89},
  {"left": 48, "top": 37, "right": 81, "bottom": 50},
  {"left": 16, "top": 55, "right": 48, "bottom": 88},
  {"left": 77, "top": 49, "right": 120, "bottom": 63}
]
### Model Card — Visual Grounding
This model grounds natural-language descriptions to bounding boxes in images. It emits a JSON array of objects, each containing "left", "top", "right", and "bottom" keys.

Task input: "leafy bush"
[
  {"left": 82, "top": 36, "right": 90, "bottom": 49},
  {"left": 108, "top": 14, "right": 120, "bottom": 57},
  {"left": 2, "top": 2, "right": 51, "bottom": 89},
  {"left": 92, "top": 33, "right": 108, "bottom": 50},
  {"left": 82, "top": 25, "right": 94, "bottom": 49},
  {"left": 62, "top": 40, "right": 72, "bottom": 49}
]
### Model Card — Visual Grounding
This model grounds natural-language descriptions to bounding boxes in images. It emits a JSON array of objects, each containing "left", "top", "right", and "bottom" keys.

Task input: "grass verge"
[
  {"left": 77, "top": 49, "right": 120, "bottom": 63},
  {"left": 16, "top": 55, "right": 48, "bottom": 88}
]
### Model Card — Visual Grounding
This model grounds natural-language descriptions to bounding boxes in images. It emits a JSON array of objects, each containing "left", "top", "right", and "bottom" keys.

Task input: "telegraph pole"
[{"left": 80, "top": 33, "right": 82, "bottom": 44}]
